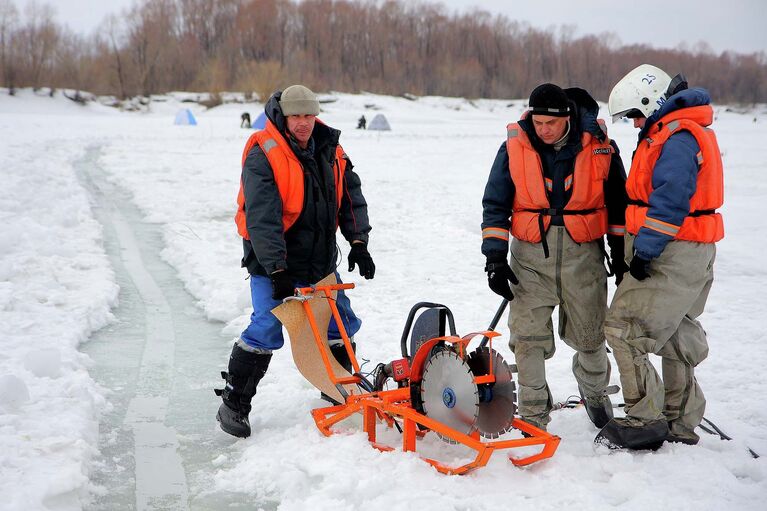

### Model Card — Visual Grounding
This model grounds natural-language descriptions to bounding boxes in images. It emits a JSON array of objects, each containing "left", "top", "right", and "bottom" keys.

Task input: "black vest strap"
[
  {"left": 689, "top": 209, "right": 716, "bottom": 217},
  {"left": 627, "top": 198, "right": 650, "bottom": 208},
  {"left": 628, "top": 199, "right": 716, "bottom": 217},
  {"left": 519, "top": 207, "right": 600, "bottom": 258}
]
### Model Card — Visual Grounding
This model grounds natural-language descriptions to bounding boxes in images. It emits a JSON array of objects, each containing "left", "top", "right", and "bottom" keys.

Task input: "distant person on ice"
[
  {"left": 595, "top": 65, "right": 724, "bottom": 450},
  {"left": 216, "top": 84, "right": 375, "bottom": 438},
  {"left": 357, "top": 114, "right": 366, "bottom": 129},
  {"left": 240, "top": 112, "right": 251, "bottom": 129},
  {"left": 481, "top": 83, "right": 628, "bottom": 433}
]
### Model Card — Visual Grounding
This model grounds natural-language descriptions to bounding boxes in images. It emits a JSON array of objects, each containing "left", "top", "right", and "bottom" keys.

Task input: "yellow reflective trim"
[
  {"left": 482, "top": 227, "right": 510, "bottom": 241},
  {"left": 607, "top": 225, "right": 626, "bottom": 236},
  {"left": 644, "top": 217, "right": 680, "bottom": 236}
]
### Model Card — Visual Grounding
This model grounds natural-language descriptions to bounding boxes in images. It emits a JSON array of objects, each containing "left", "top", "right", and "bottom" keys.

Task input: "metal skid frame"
[{"left": 292, "top": 282, "right": 560, "bottom": 475}]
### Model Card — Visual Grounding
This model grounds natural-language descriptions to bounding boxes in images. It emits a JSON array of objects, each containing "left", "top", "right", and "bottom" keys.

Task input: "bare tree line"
[{"left": 1, "top": 0, "right": 765, "bottom": 104}]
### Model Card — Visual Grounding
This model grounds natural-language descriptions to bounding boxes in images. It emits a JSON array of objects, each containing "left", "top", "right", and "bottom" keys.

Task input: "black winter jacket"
[
  {"left": 240, "top": 92, "right": 371, "bottom": 283},
  {"left": 481, "top": 87, "right": 628, "bottom": 258}
]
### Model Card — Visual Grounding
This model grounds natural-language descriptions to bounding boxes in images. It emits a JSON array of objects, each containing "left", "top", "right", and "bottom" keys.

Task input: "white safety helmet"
[{"left": 608, "top": 64, "right": 672, "bottom": 122}]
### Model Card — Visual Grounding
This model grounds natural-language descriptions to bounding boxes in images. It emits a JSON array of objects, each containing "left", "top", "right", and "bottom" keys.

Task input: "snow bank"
[{"left": 0, "top": 91, "right": 119, "bottom": 510}]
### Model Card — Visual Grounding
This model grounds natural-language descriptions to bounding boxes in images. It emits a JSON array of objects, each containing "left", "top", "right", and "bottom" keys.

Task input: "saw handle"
[
  {"left": 400, "top": 302, "right": 457, "bottom": 358},
  {"left": 294, "top": 283, "right": 355, "bottom": 296},
  {"left": 479, "top": 299, "right": 509, "bottom": 349}
]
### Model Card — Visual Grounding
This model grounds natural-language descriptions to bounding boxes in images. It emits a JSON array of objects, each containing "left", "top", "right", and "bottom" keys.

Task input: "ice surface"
[
  {"left": 0, "top": 88, "right": 765, "bottom": 511},
  {"left": 0, "top": 374, "right": 30, "bottom": 412},
  {"left": 23, "top": 348, "right": 62, "bottom": 378}
]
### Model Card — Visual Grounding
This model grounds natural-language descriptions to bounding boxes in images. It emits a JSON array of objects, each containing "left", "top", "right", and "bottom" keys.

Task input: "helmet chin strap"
[{"left": 665, "top": 73, "right": 689, "bottom": 99}]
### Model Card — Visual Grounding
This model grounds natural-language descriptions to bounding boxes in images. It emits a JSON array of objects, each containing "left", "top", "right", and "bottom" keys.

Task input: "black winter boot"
[
  {"left": 320, "top": 341, "right": 356, "bottom": 405},
  {"left": 666, "top": 421, "right": 700, "bottom": 445},
  {"left": 214, "top": 342, "right": 272, "bottom": 438},
  {"left": 579, "top": 385, "right": 614, "bottom": 429},
  {"left": 329, "top": 341, "right": 356, "bottom": 373},
  {"left": 594, "top": 417, "right": 669, "bottom": 451}
]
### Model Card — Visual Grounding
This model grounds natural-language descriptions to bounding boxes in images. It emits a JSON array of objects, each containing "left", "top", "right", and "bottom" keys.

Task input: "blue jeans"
[{"left": 240, "top": 272, "right": 361, "bottom": 351}]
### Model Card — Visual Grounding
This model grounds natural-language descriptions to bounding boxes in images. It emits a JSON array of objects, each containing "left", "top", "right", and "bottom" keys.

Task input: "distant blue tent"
[
  {"left": 174, "top": 108, "right": 197, "bottom": 125},
  {"left": 252, "top": 111, "right": 267, "bottom": 129}
]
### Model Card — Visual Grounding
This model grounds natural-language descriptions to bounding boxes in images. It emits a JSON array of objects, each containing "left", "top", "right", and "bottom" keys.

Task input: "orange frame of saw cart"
[{"left": 293, "top": 283, "right": 560, "bottom": 475}]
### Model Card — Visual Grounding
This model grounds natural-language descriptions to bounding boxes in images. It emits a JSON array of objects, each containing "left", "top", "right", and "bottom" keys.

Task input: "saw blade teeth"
[
  {"left": 467, "top": 347, "right": 517, "bottom": 439},
  {"left": 420, "top": 349, "right": 479, "bottom": 443}
]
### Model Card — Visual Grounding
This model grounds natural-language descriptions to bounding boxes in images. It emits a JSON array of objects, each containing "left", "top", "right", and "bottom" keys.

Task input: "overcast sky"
[{"left": 13, "top": 0, "right": 767, "bottom": 54}]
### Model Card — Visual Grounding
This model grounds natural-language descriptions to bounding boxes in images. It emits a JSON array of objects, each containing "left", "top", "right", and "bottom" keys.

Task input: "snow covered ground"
[{"left": 0, "top": 88, "right": 765, "bottom": 510}]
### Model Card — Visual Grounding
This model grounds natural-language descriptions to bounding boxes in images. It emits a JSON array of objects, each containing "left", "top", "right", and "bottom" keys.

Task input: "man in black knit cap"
[{"left": 481, "top": 83, "right": 628, "bottom": 432}]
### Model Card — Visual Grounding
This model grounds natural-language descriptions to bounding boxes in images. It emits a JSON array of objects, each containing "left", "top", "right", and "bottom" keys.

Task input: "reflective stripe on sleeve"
[
  {"left": 482, "top": 227, "right": 510, "bottom": 241},
  {"left": 607, "top": 224, "right": 625, "bottom": 236},
  {"left": 545, "top": 177, "right": 553, "bottom": 192},
  {"left": 697, "top": 151, "right": 704, "bottom": 165},
  {"left": 564, "top": 175, "right": 573, "bottom": 191},
  {"left": 643, "top": 216, "right": 680, "bottom": 237}
]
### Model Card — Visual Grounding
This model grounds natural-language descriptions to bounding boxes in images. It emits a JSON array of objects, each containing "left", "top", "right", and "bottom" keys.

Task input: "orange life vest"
[
  {"left": 506, "top": 121, "right": 612, "bottom": 244},
  {"left": 625, "top": 105, "right": 724, "bottom": 243},
  {"left": 235, "top": 119, "right": 347, "bottom": 240}
]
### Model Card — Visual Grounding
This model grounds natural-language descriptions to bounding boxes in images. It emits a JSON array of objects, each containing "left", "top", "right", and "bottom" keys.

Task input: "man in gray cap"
[
  {"left": 481, "top": 83, "right": 628, "bottom": 433},
  {"left": 215, "top": 85, "right": 375, "bottom": 438}
]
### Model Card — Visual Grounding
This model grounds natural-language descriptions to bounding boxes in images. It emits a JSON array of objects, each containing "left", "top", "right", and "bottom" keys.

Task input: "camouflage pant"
[
  {"left": 508, "top": 227, "right": 610, "bottom": 429},
  {"left": 604, "top": 235, "right": 715, "bottom": 442}
]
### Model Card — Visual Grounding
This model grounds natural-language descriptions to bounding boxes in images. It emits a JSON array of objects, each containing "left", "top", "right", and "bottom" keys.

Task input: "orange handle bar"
[{"left": 296, "top": 283, "right": 355, "bottom": 295}]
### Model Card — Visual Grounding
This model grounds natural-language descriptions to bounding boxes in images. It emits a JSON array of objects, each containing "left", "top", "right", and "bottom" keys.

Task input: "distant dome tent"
[
  {"left": 174, "top": 108, "right": 197, "bottom": 125},
  {"left": 252, "top": 111, "right": 267, "bottom": 129},
  {"left": 367, "top": 113, "right": 391, "bottom": 131}
]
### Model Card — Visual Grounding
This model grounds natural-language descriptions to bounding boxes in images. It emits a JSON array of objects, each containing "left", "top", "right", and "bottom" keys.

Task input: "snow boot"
[
  {"left": 214, "top": 342, "right": 272, "bottom": 438},
  {"left": 330, "top": 340, "right": 356, "bottom": 373},
  {"left": 579, "top": 385, "right": 615, "bottom": 429},
  {"left": 320, "top": 340, "right": 356, "bottom": 405},
  {"left": 666, "top": 421, "right": 700, "bottom": 445},
  {"left": 594, "top": 417, "right": 669, "bottom": 451},
  {"left": 519, "top": 420, "right": 547, "bottom": 438}
]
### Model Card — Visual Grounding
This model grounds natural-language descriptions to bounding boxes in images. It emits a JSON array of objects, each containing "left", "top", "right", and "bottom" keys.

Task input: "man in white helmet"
[{"left": 595, "top": 65, "right": 724, "bottom": 450}]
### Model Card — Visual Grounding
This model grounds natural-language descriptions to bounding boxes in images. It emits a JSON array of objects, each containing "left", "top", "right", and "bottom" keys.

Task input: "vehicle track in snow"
[{"left": 77, "top": 147, "right": 257, "bottom": 510}]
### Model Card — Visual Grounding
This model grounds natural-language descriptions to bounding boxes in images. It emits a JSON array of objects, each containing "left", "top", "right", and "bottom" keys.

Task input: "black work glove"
[
  {"left": 348, "top": 242, "right": 375, "bottom": 279},
  {"left": 607, "top": 235, "right": 629, "bottom": 286},
  {"left": 629, "top": 255, "right": 651, "bottom": 281},
  {"left": 270, "top": 270, "right": 294, "bottom": 300},
  {"left": 485, "top": 254, "right": 519, "bottom": 301}
]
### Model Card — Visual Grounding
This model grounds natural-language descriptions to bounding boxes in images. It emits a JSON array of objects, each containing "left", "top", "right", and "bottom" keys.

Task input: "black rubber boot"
[
  {"left": 329, "top": 341, "right": 356, "bottom": 373},
  {"left": 214, "top": 343, "right": 271, "bottom": 438},
  {"left": 320, "top": 341, "right": 356, "bottom": 405},
  {"left": 666, "top": 421, "right": 700, "bottom": 445},
  {"left": 594, "top": 417, "right": 669, "bottom": 451},
  {"left": 579, "top": 386, "right": 614, "bottom": 429}
]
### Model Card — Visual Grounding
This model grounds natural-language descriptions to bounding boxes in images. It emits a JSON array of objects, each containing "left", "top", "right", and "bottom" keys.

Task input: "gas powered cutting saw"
[{"left": 271, "top": 274, "right": 560, "bottom": 474}]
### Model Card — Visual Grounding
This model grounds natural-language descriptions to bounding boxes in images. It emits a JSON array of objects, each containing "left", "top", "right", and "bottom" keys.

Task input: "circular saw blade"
[
  {"left": 467, "top": 347, "right": 517, "bottom": 438},
  {"left": 420, "top": 349, "right": 479, "bottom": 442}
]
